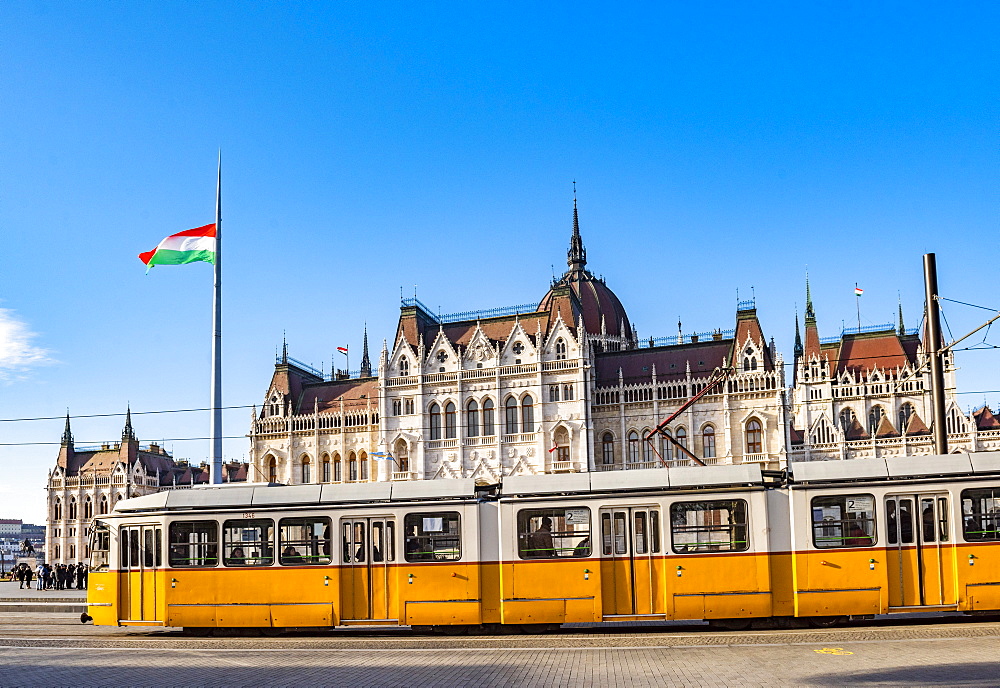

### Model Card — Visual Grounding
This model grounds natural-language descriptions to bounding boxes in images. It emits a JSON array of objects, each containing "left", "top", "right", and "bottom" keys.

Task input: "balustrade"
[
  {"left": 541, "top": 360, "right": 578, "bottom": 372},
  {"left": 498, "top": 363, "right": 539, "bottom": 376},
  {"left": 427, "top": 439, "right": 459, "bottom": 449},
  {"left": 501, "top": 432, "right": 538, "bottom": 444}
]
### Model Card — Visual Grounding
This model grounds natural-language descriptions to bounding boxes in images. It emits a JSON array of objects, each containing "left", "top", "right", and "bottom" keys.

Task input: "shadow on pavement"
[{"left": 810, "top": 661, "right": 1000, "bottom": 686}]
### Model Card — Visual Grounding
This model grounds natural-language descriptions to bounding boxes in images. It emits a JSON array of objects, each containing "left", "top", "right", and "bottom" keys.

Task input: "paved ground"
[{"left": 1, "top": 612, "right": 1000, "bottom": 686}]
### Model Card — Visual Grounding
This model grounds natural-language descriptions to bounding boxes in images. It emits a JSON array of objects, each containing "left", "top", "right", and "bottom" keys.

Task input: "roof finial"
[
  {"left": 61, "top": 410, "right": 73, "bottom": 448},
  {"left": 281, "top": 331, "right": 288, "bottom": 363},
  {"left": 805, "top": 269, "right": 815, "bottom": 321},
  {"left": 122, "top": 404, "right": 136, "bottom": 442},
  {"left": 794, "top": 306, "right": 803, "bottom": 358},
  {"left": 567, "top": 182, "right": 587, "bottom": 271},
  {"left": 360, "top": 323, "right": 372, "bottom": 377},
  {"left": 897, "top": 292, "right": 905, "bottom": 336}
]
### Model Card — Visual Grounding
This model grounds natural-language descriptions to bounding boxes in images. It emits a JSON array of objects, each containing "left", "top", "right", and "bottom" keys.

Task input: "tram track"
[{"left": 1, "top": 616, "right": 999, "bottom": 650}]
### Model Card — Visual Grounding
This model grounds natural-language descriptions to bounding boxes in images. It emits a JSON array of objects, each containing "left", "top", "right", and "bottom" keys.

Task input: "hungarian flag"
[
  {"left": 139, "top": 224, "right": 216, "bottom": 271},
  {"left": 854, "top": 286, "right": 864, "bottom": 296},
  {"left": 337, "top": 346, "right": 349, "bottom": 355}
]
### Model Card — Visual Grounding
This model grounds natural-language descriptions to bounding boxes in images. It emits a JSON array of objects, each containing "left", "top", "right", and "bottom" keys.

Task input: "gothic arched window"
[
  {"left": 675, "top": 427, "right": 688, "bottom": 450},
  {"left": 69, "top": 498, "right": 77, "bottom": 521},
  {"left": 266, "top": 456, "right": 277, "bottom": 483},
  {"left": 482, "top": 398, "right": 495, "bottom": 436},
  {"left": 399, "top": 357, "right": 409, "bottom": 376},
  {"left": 333, "top": 453, "right": 342, "bottom": 482},
  {"left": 555, "top": 338, "right": 567, "bottom": 360},
  {"left": 348, "top": 452, "right": 358, "bottom": 481},
  {"left": 84, "top": 497, "right": 93, "bottom": 520},
  {"left": 868, "top": 406, "right": 885, "bottom": 436},
  {"left": 466, "top": 400, "right": 479, "bottom": 437},
  {"left": 322, "top": 454, "right": 331, "bottom": 482},
  {"left": 301, "top": 455, "right": 311, "bottom": 484},
  {"left": 521, "top": 396, "right": 535, "bottom": 433},
  {"left": 839, "top": 408, "right": 856, "bottom": 433},
  {"left": 899, "top": 403, "right": 916, "bottom": 432},
  {"left": 702, "top": 425, "right": 716, "bottom": 459},
  {"left": 429, "top": 403, "right": 442, "bottom": 440},
  {"left": 743, "top": 347, "right": 758, "bottom": 372},
  {"left": 627, "top": 431, "right": 640, "bottom": 463},
  {"left": 394, "top": 439, "right": 409, "bottom": 473},
  {"left": 505, "top": 397, "right": 519, "bottom": 434},
  {"left": 53, "top": 498, "right": 62, "bottom": 521},
  {"left": 360, "top": 451, "right": 369, "bottom": 480},
  {"left": 563, "top": 384, "right": 574, "bottom": 400},
  {"left": 602, "top": 432, "right": 615, "bottom": 465},
  {"left": 444, "top": 402, "right": 457, "bottom": 439},
  {"left": 549, "top": 385, "right": 560, "bottom": 402},
  {"left": 746, "top": 419, "right": 763, "bottom": 454}
]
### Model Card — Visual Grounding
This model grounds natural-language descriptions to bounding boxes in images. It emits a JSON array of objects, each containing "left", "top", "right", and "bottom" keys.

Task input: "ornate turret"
[
  {"left": 794, "top": 310, "right": 803, "bottom": 359},
  {"left": 567, "top": 197, "right": 587, "bottom": 271},
  {"left": 60, "top": 411, "right": 73, "bottom": 448},
  {"left": 898, "top": 299, "right": 906, "bottom": 336},
  {"left": 122, "top": 405, "right": 137, "bottom": 442}
]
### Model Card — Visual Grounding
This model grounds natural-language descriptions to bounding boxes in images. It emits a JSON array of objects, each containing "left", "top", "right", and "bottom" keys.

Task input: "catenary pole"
[
  {"left": 923, "top": 253, "right": 947, "bottom": 455},
  {"left": 211, "top": 152, "right": 223, "bottom": 483}
]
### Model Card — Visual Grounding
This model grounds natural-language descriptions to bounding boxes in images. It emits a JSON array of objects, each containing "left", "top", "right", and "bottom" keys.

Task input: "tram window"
[
  {"left": 811, "top": 494, "right": 876, "bottom": 549},
  {"left": 223, "top": 519, "right": 274, "bottom": 567},
  {"left": 90, "top": 521, "right": 110, "bottom": 572},
  {"left": 404, "top": 512, "right": 461, "bottom": 562},
  {"left": 129, "top": 528, "right": 140, "bottom": 568},
  {"left": 887, "top": 500, "right": 898, "bottom": 545},
  {"left": 650, "top": 510, "right": 661, "bottom": 553},
  {"left": 372, "top": 522, "right": 385, "bottom": 562},
  {"left": 342, "top": 522, "right": 352, "bottom": 563},
  {"left": 120, "top": 528, "right": 130, "bottom": 568},
  {"left": 143, "top": 529, "right": 155, "bottom": 568},
  {"left": 353, "top": 522, "right": 367, "bottom": 563},
  {"left": 386, "top": 521, "right": 396, "bottom": 562},
  {"left": 614, "top": 513, "right": 627, "bottom": 554},
  {"left": 168, "top": 521, "right": 219, "bottom": 567},
  {"left": 961, "top": 488, "right": 1000, "bottom": 541},
  {"left": 634, "top": 512, "right": 648, "bottom": 554},
  {"left": 516, "top": 507, "right": 591, "bottom": 559},
  {"left": 938, "top": 498, "right": 949, "bottom": 542},
  {"left": 670, "top": 500, "right": 749, "bottom": 553},
  {"left": 279, "top": 517, "right": 332, "bottom": 566},
  {"left": 155, "top": 528, "right": 163, "bottom": 567},
  {"left": 921, "top": 498, "right": 937, "bottom": 543},
  {"left": 602, "top": 513, "right": 612, "bottom": 555}
]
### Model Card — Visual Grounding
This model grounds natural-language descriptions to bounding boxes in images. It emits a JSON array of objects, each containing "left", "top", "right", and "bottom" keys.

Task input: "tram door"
[
  {"left": 599, "top": 507, "right": 661, "bottom": 617},
  {"left": 340, "top": 518, "right": 396, "bottom": 621},
  {"left": 118, "top": 525, "right": 162, "bottom": 622},
  {"left": 884, "top": 494, "right": 956, "bottom": 607}
]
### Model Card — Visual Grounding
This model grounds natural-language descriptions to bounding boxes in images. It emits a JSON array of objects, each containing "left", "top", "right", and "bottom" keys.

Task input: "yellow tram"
[{"left": 85, "top": 453, "right": 1000, "bottom": 632}]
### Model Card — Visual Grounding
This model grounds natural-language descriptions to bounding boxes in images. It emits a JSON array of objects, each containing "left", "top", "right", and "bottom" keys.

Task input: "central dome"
[{"left": 537, "top": 200, "right": 633, "bottom": 339}]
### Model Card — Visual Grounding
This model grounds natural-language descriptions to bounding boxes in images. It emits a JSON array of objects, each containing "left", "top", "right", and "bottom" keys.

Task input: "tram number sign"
[
  {"left": 565, "top": 509, "right": 589, "bottom": 525},
  {"left": 242, "top": 512, "right": 256, "bottom": 519},
  {"left": 846, "top": 497, "right": 873, "bottom": 513}
]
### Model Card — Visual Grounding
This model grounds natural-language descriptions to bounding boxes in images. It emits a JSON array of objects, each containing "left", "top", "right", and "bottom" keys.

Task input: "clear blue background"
[{"left": 1, "top": 2, "right": 997, "bottom": 522}]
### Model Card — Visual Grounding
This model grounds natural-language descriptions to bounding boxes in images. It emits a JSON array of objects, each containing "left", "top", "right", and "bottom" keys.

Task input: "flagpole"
[
  {"left": 210, "top": 152, "right": 223, "bottom": 484},
  {"left": 855, "top": 283, "right": 861, "bottom": 332}
]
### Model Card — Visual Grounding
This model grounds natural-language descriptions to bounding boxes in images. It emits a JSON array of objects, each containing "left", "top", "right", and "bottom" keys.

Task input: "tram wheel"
[
  {"left": 709, "top": 618, "right": 753, "bottom": 631},
  {"left": 807, "top": 616, "right": 846, "bottom": 628}
]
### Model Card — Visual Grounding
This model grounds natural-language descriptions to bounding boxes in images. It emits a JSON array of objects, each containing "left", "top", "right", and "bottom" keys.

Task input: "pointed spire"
[
  {"left": 281, "top": 331, "right": 288, "bottom": 364},
  {"left": 567, "top": 183, "right": 587, "bottom": 271},
  {"left": 122, "top": 405, "right": 137, "bottom": 442},
  {"left": 360, "top": 324, "right": 372, "bottom": 377},
  {"left": 804, "top": 271, "right": 815, "bottom": 321},
  {"left": 60, "top": 410, "right": 73, "bottom": 448},
  {"left": 897, "top": 295, "right": 906, "bottom": 336},
  {"left": 794, "top": 309, "right": 803, "bottom": 359}
]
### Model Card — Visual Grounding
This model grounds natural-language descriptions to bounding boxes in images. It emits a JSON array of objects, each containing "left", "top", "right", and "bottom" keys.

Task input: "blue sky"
[{"left": 1, "top": 2, "right": 997, "bottom": 523}]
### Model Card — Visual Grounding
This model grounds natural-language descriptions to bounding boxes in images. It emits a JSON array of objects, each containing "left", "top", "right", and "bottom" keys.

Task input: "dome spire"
[{"left": 567, "top": 181, "right": 586, "bottom": 271}]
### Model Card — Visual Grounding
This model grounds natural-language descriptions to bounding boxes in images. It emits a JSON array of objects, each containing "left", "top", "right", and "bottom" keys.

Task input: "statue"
[{"left": 19, "top": 539, "right": 34, "bottom": 555}]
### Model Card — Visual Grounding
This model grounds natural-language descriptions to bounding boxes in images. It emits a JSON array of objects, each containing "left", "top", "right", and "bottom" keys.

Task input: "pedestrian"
[
  {"left": 23, "top": 564, "right": 33, "bottom": 590},
  {"left": 15, "top": 564, "right": 25, "bottom": 589},
  {"left": 44, "top": 564, "right": 54, "bottom": 590},
  {"left": 76, "top": 563, "right": 87, "bottom": 590},
  {"left": 35, "top": 563, "right": 44, "bottom": 590},
  {"left": 66, "top": 563, "right": 76, "bottom": 590}
]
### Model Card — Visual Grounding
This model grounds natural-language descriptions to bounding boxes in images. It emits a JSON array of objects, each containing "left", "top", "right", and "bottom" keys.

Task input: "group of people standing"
[{"left": 8, "top": 562, "right": 87, "bottom": 590}]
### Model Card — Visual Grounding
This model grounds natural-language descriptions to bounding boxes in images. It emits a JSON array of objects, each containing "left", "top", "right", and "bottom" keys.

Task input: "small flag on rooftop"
[
  {"left": 337, "top": 346, "right": 349, "bottom": 354},
  {"left": 854, "top": 286, "right": 864, "bottom": 296}
]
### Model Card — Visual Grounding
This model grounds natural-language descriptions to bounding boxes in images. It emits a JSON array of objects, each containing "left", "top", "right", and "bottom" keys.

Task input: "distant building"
[
  {"left": 46, "top": 409, "right": 248, "bottom": 564},
  {"left": 787, "top": 282, "right": 1000, "bottom": 461},
  {"left": 0, "top": 519, "right": 22, "bottom": 537}
]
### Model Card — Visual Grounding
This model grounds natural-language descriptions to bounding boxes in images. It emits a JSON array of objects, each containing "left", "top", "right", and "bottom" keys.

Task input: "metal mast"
[
  {"left": 211, "top": 152, "right": 223, "bottom": 483},
  {"left": 923, "top": 253, "right": 947, "bottom": 455}
]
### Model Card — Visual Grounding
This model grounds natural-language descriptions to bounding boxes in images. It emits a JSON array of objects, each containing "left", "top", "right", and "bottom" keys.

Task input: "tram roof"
[
  {"left": 113, "top": 478, "right": 480, "bottom": 513},
  {"left": 788, "top": 451, "right": 1000, "bottom": 484},
  {"left": 501, "top": 464, "right": 764, "bottom": 496}
]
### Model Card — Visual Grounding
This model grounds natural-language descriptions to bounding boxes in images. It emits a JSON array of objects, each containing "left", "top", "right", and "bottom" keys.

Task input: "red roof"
[{"left": 594, "top": 340, "right": 731, "bottom": 385}]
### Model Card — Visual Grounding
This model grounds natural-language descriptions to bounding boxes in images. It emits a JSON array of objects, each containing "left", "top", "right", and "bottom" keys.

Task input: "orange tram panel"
[{"left": 85, "top": 453, "right": 1000, "bottom": 630}]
